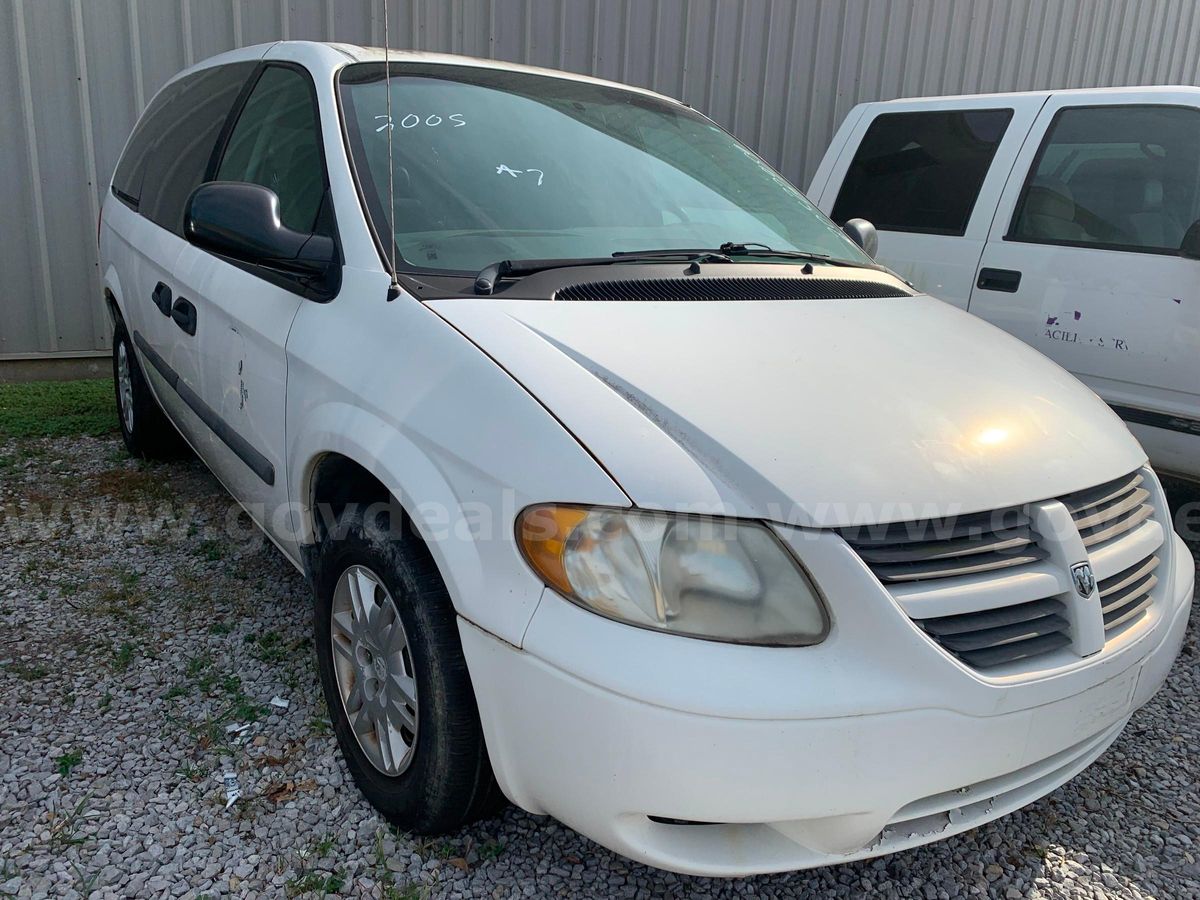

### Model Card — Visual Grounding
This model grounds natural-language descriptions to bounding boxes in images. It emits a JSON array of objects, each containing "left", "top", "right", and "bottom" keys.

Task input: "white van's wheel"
[
  {"left": 111, "top": 317, "right": 185, "bottom": 460},
  {"left": 312, "top": 503, "right": 506, "bottom": 833},
  {"left": 329, "top": 564, "right": 420, "bottom": 776}
]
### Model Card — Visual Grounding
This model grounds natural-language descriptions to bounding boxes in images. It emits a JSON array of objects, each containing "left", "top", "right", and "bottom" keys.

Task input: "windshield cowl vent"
[{"left": 552, "top": 276, "right": 913, "bottom": 302}]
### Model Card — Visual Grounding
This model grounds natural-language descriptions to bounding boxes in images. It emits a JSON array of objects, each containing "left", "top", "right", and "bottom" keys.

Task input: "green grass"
[
  {"left": 55, "top": 749, "right": 84, "bottom": 777},
  {"left": 285, "top": 870, "right": 346, "bottom": 897},
  {"left": 111, "top": 642, "right": 136, "bottom": 673},
  {"left": 0, "top": 379, "right": 116, "bottom": 440},
  {"left": 2, "top": 660, "right": 50, "bottom": 681},
  {"left": 477, "top": 839, "right": 505, "bottom": 862},
  {"left": 197, "top": 539, "right": 226, "bottom": 562}
]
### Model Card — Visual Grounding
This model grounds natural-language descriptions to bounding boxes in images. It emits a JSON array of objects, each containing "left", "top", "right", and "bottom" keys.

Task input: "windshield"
[{"left": 338, "top": 62, "right": 871, "bottom": 274}]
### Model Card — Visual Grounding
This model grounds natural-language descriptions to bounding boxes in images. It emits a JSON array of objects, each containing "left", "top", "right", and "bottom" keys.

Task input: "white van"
[
  {"left": 809, "top": 87, "right": 1200, "bottom": 484},
  {"left": 100, "top": 45, "right": 1193, "bottom": 876}
]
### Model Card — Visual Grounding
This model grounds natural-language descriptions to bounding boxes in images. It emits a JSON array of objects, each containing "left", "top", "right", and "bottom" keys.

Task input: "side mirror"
[
  {"left": 185, "top": 182, "right": 334, "bottom": 276},
  {"left": 842, "top": 218, "right": 878, "bottom": 257},
  {"left": 1181, "top": 221, "right": 1200, "bottom": 259}
]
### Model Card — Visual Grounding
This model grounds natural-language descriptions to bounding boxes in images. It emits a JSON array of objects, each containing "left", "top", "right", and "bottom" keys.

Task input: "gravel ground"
[{"left": 1, "top": 433, "right": 1197, "bottom": 899}]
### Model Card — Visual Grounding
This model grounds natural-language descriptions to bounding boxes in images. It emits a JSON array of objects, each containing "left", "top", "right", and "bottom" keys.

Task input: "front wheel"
[{"left": 312, "top": 503, "right": 505, "bottom": 833}]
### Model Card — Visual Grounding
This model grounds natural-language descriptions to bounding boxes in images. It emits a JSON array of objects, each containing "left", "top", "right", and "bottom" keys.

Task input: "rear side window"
[
  {"left": 831, "top": 109, "right": 1013, "bottom": 236},
  {"left": 1009, "top": 105, "right": 1200, "bottom": 254},
  {"left": 216, "top": 65, "right": 327, "bottom": 234},
  {"left": 112, "top": 62, "right": 255, "bottom": 234}
]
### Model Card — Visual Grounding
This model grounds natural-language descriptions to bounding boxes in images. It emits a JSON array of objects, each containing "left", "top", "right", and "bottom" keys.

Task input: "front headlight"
[{"left": 517, "top": 505, "right": 828, "bottom": 645}]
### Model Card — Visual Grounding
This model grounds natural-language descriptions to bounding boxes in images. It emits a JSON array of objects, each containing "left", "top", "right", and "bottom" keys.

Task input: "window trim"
[
  {"left": 200, "top": 60, "right": 343, "bottom": 302},
  {"left": 832, "top": 107, "right": 1015, "bottom": 238},
  {"left": 335, "top": 63, "right": 412, "bottom": 280},
  {"left": 203, "top": 62, "right": 265, "bottom": 183},
  {"left": 1004, "top": 102, "right": 1200, "bottom": 257}
]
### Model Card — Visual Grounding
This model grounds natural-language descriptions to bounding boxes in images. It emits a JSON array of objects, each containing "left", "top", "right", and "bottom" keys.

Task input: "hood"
[{"left": 429, "top": 290, "right": 1146, "bottom": 528}]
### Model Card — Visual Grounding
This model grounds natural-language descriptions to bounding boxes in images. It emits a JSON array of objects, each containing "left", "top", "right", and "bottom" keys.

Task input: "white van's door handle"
[
  {"left": 977, "top": 268, "right": 1022, "bottom": 293},
  {"left": 151, "top": 281, "right": 173, "bottom": 316}
]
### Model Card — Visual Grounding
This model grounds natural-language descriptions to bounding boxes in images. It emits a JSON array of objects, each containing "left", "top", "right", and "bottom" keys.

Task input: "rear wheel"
[
  {"left": 312, "top": 503, "right": 506, "bottom": 833},
  {"left": 112, "top": 317, "right": 185, "bottom": 459}
]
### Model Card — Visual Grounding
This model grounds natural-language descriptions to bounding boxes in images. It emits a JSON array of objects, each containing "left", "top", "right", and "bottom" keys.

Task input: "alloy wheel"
[
  {"left": 117, "top": 342, "right": 135, "bottom": 434},
  {"left": 330, "top": 565, "right": 419, "bottom": 775}
]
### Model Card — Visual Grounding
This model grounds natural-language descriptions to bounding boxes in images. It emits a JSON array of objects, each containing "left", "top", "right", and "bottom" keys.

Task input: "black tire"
[
  {"left": 112, "top": 317, "right": 186, "bottom": 460},
  {"left": 312, "top": 502, "right": 506, "bottom": 834}
]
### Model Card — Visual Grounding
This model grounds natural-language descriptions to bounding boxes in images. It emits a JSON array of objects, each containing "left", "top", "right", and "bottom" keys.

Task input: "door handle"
[
  {"left": 171, "top": 297, "right": 197, "bottom": 336},
  {"left": 976, "top": 268, "right": 1022, "bottom": 292},
  {"left": 152, "top": 282, "right": 173, "bottom": 316}
]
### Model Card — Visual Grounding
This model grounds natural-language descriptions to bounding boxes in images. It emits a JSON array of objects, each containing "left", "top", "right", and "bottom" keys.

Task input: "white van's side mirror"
[
  {"left": 1181, "top": 221, "right": 1200, "bottom": 260},
  {"left": 842, "top": 218, "right": 878, "bottom": 257}
]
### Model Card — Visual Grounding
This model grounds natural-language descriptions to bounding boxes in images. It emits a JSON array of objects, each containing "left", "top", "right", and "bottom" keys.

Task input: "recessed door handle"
[
  {"left": 977, "top": 268, "right": 1022, "bottom": 292},
  {"left": 152, "top": 282, "right": 173, "bottom": 316},
  {"left": 171, "top": 297, "right": 197, "bottom": 336}
]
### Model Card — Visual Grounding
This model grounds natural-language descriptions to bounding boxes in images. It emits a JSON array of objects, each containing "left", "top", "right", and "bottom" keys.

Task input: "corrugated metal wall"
[{"left": 3, "top": 0, "right": 1199, "bottom": 360}]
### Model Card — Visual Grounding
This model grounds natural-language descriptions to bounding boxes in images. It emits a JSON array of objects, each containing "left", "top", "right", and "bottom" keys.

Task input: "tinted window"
[
  {"left": 113, "top": 63, "right": 255, "bottom": 234},
  {"left": 337, "top": 63, "right": 871, "bottom": 273},
  {"left": 1009, "top": 105, "right": 1200, "bottom": 253},
  {"left": 831, "top": 109, "right": 1013, "bottom": 236},
  {"left": 217, "top": 66, "right": 326, "bottom": 234}
]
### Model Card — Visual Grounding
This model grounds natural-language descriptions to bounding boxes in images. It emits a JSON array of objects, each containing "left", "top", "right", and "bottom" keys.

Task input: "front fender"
[{"left": 286, "top": 274, "right": 629, "bottom": 647}]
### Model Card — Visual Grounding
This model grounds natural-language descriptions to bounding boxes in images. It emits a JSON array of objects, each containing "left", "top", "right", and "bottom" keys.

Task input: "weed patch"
[{"left": 55, "top": 749, "right": 83, "bottom": 777}]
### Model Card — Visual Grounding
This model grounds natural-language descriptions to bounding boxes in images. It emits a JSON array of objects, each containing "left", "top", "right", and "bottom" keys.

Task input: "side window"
[
  {"left": 831, "top": 109, "right": 1013, "bottom": 236},
  {"left": 217, "top": 66, "right": 327, "bottom": 234},
  {"left": 112, "top": 63, "right": 256, "bottom": 233},
  {"left": 112, "top": 85, "right": 178, "bottom": 206},
  {"left": 1009, "top": 105, "right": 1200, "bottom": 254}
]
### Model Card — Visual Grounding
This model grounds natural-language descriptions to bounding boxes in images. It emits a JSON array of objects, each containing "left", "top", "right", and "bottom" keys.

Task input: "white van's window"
[
  {"left": 1009, "top": 104, "right": 1200, "bottom": 254},
  {"left": 217, "top": 66, "right": 326, "bottom": 234},
  {"left": 337, "top": 63, "right": 871, "bottom": 273},
  {"left": 830, "top": 109, "right": 1012, "bottom": 236},
  {"left": 112, "top": 62, "right": 255, "bottom": 234}
]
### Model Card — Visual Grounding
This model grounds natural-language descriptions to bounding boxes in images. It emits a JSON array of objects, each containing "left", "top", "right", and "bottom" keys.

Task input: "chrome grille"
[
  {"left": 915, "top": 597, "right": 1071, "bottom": 668},
  {"left": 841, "top": 507, "right": 1045, "bottom": 583},
  {"left": 1099, "top": 554, "right": 1159, "bottom": 633},
  {"left": 1061, "top": 471, "right": 1152, "bottom": 550},
  {"left": 844, "top": 468, "right": 1163, "bottom": 672}
]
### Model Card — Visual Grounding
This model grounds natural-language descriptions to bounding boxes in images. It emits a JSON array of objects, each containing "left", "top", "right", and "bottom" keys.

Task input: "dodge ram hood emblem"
[{"left": 1071, "top": 562, "right": 1096, "bottom": 598}]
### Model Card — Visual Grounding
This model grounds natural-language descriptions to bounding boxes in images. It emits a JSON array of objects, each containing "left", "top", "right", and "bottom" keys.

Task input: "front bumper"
[{"left": 460, "top": 529, "right": 1193, "bottom": 876}]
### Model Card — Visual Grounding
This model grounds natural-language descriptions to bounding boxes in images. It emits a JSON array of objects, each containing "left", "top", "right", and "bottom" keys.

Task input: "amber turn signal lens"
[{"left": 517, "top": 505, "right": 588, "bottom": 595}]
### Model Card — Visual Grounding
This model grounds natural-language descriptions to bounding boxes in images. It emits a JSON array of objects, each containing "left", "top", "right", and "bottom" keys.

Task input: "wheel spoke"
[
  {"left": 383, "top": 617, "right": 408, "bottom": 655},
  {"left": 331, "top": 634, "right": 356, "bottom": 667},
  {"left": 388, "top": 689, "right": 417, "bottom": 733},
  {"left": 355, "top": 712, "right": 385, "bottom": 772},
  {"left": 388, "top": 670, "right": 417, "bottom": 710},
  {"left": 347, "top": 568, "right": 372, "bottom": 622},
  {"left": 331, "top": 610, "right": 356, "bottom": 643},
  {"left": 374, "top": 716, "right": 395, "bottom": 770},
  {"left": 378, "top": 714, "right": 411, "bottom": 772},
  {"left": 344, "top": 677, "right": 366, "bottom": 716}
]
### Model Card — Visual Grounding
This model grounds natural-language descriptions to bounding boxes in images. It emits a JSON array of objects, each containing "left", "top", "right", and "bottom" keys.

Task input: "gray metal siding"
[{"left": 2, "top": 0, "right": 1199, "bottom": 359}]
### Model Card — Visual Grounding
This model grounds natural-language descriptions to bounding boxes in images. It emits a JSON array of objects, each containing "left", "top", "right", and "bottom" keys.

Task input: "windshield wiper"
[
  {"left": 473, "top": 250, "right": 731, "bottom": 295},
  {"left": 616, "top": 242, "right": 867, "bottom": 268}
]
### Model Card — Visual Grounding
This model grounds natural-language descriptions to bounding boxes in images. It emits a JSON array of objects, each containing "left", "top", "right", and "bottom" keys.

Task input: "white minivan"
[
  {"left": 809, "top": 87, "right": 1200, "bottom": 484},
  {"left": 99, "top": 43, "right": 1192, "bottom": 876}
]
